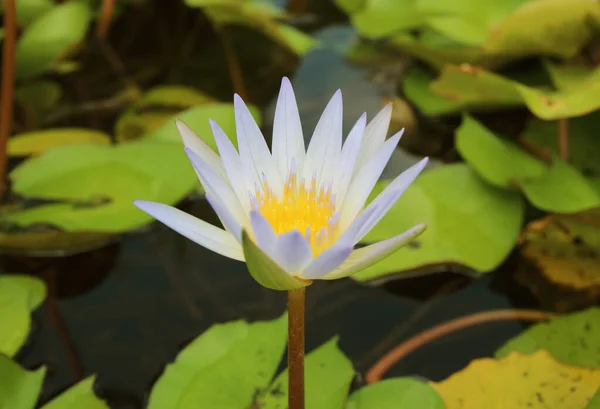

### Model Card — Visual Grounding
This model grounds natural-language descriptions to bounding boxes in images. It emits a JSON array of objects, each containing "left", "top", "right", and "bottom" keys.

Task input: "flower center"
[{"left": 251, "top": 167, "right": 339, "bottom": 256}]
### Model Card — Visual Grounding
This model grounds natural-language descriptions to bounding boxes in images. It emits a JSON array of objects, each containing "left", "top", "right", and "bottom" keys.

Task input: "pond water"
[{"left": 3, "top": 18, "right": 544, "bottom": 409}]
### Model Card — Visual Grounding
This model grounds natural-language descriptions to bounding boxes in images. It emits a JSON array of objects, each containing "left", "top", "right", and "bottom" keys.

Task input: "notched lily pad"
[
  {"left": 496, "top": 307, "right": 600, "bottom": 369},
  {"left": 0, "top": 355, "right": 45, "bottom": 409},
  {"left": 40, "top": 376, "right": 108, "bottom": 409},
  {"left": 354, "top": 164, "right": 524, "bottom": 282},
  {"left": 516, "top": 217, "right": 600, "bottom": 312},
  {"left": 8, "top": 129, "right": 111, "bottom": 157},
  {"left": 346, "top": 378, "right": 445, "bottom": 409},
  {"left": 432, "top": 350, "right": 600, "bottom": 409},
  {"left": 0, "top": 274, "right": 46, "bottom": 356}
]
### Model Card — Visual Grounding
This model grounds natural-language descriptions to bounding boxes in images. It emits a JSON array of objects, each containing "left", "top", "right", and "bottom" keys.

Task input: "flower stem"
[{"left": 288, "top": 287, "right": 305, "bottom": 409}]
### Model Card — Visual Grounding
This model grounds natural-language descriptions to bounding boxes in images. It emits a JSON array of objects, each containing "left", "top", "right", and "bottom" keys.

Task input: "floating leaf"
[
  {"left": 184, "top": 0, "right": 317, "bottom": 55},
  {"left": 431, "top": 63, "right": 600, "bottom": 120},
  {"left": 8, "top": 141, "right": 197, "bottom": 232},
  {"left": 0, "top": 355, "right": 45, "bottom": 409},
  {"left": 0, "top": 231, "right": 113, "bottom": 256},
  {"left": 496, "top": 307, "right": 600, "bottom": 369},
  {"left": 0, "top": 275, "right": 46, "bottom": 357},
  {"left": 144, "top": 103, "right": 261, "bottom": 152},
  {"left": 345, "top": 378, "right": 446, "bottom": 409},
  {"left": 148, "top": 313, "right": 287, "bottom": 409},
  {"left": 544, "top": 60, "right": 597, "bottom": 91},
  {"left": 456, "top": 115, "right": 546, "bottom": 188},
  {"left": 432, "top": 350, "right": 600, "bottom": 409},
  {"left": 402, "top": 66, "right": 466, "bottom": 116},
  {"left": 15, "top": 1, "right": 92, "bottom": 79},
  {"left": 15, "top": 0, "right": 53, "bottom": 25},
  {"left": 515, "top": 218, "right": 600, "bottom": 311},
  {"left": 40, "top": 376, "right": 108, "bottom": 409},
  {"left": 349, "top": 0, "right": 424, "bottom": 39},
  {"left": 138, "top": 86, "right": 215, "bottom": 108},
  {"left": 483, "top": 0, "right": 600, "bottom": 60},
  {"left": 520, "top": 158, "right": 600, "bottom": 213},
  {"left": 8, "top": 129, "right": 111, "bottom": 157},
  {"left": 256, "top": 338, "right": 354, "bottom": 409},
  {"left": 354, "top": 164, "right": 524, "bottom": 281}
]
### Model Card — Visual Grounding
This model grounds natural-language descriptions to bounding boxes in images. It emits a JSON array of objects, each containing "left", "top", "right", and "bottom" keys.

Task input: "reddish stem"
[
  {"left": 365, "top": 309, "right": 554, "bottom": 384},
  {"left": 288, "top": 287, "right": 305, "bottom": 409},
  {"left": 97, "top": 0, "right": 117, "bottom": 38}
]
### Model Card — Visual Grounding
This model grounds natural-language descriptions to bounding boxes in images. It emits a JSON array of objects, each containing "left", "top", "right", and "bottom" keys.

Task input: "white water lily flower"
[{"left": 134, "top": 78, "right": 428, "bottom": 290}]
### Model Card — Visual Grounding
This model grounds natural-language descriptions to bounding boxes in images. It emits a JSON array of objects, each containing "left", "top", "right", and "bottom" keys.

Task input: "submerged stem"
[
  {"left": 558, "top": 118, "right": 569, "bottom": 161},
  {"left": 288, "top": 287, "right": 306, "bottom": 409}
]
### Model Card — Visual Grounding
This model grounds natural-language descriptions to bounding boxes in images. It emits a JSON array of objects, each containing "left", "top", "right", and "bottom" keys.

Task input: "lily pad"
[
  {"left": 430, "top": 63, "right": 600, "bottom": 120},
  {"left": 138, "top": 86, "right": 215, "bottom": 108},
  {"left": 348, "top": 0, "right": 424, "bottom": 39},
  {"left": 0, "top": 275, "right": 46, "bottom": 357},
  {"left": 0, "top": 355, "right": 45, "bottom": 409},
  {"left": 7, "top": 141, "right": 197, "bottom": 232},
  {"left": 432, "top": 350, "right": 600, "bottom": 409},
  {"left": 15, "top": 1, "right": 92, "bottom": 79},
  {"left": 0, "top": 230, "right": 113, "bottom": 256},
  {"left": 256, "top": 337, "right": 354, "bottom": 409},
  {"left": 184, "top": 0, "right": 317, "bottom": 55},
  {"left": 8, "top": 129, "right": 111, "bottom": 157},
  {"left": 147, "top": 313, "right": 287, "bottom": 409},
  {"left": 40, "top": 376, "right": 108, "bottom": 409},
  {"left": 515, "top": 218, "right": 600, "bottom": 311},
  {"left": 520, "top": 158, "right": 600, "bottom": 213},
  {"left": 402, "top": 66, "right": 467, "bottom": 116},
  {"left": 144, "top": 103, "right": 261, "bottom": 151},
  {"left": 456, "top": 115, "right": 547, "bottom": 188},
  {"left": 354, "top": 164, "right": 524, "bottom": 281},
  {"left": 15, "top": 0, "right": 53, "bottom": 25},
  {"left": 345, "top": 378, "right": 446, "bottom": 409},
  {"left": 496, "top": 307, "right": 600, "bottom": 368}
]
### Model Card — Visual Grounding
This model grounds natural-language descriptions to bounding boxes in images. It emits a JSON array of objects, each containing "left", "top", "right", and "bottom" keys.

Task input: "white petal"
[
  {"left": 176, "top": 120, "right": 228, "bottom": 181},
  {"left": 351, "top": 157, "right": 429, "bottom": 243},
  {"left": 340, "top": 130, "right": 402, "bottom": 229},
  {"left": 205, "top": 193, "right": 242, "bottom": 242},
  {"left": 333, "top": 113, "right": 366, "bottom": 206},
  {"left": 354, "top": 104, "right": 392, "bottom": 174},
  {"left": 273, "top": 230, "right": 312, "bottom": 273},
  {"left": 300, "top": 243, "right": 353, "bottom": 279},
  {"left": 303, "top": 90, "right": 343, "bottom": 187},
  {"left": 272, "top": 77, "right": 305, "bottom": 179},
  {"left": 250, "top": 211, "right": 277, "bottom": 256},
  {"left": 234, "top": 94, "right": 282, "bottom": 195},
  {"left": 335, "top": 192, "right": 393, "bottom": 246},
  {"left": 323, "top": 223, "right": 426, "bottom": 280},
  {"left": 185, "top": 148, "right": 248, "bottom": 226},
  {"left": 210, "top": 119, "right": 250, "bottom": 211},
  {"left": 134, "top": 200, "right": 244, "bottom": 261}
]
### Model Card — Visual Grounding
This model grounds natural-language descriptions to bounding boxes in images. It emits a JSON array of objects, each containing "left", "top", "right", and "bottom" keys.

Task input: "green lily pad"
[
  {"left": 402, "top": 66, "right": 466, "bottom": 116},
  {"left": 345, "top": 378, "right": 446, "bottom": 409},
  {"left": 184, "top": 0, "right": 317, "bottom": 55},
  {"left": 418, "top": 0, "right": 526, "bottom": 46},
  {"left": 144, "top": 103, "right": 261, "bottom": 151},
  {"left": 15, "top": 0, "right": 53, "bottom": 25},
  {"left": 544, "top": 60, "right": 598, "bottom": 91},
  {"left": 147, "top": 313, "right": 287, "bottom": 409},
  {"left": 0, "top": 274, "right": 46, "bottom": 357},
  {"left": 0, "top": 355, "right": 45, "bottom": 409},
  {"left": 40, "top": 376, "right": 108, "bottom": 409},
  {"left": 430, "top": 63, "right": 600, "bottom": 120},
  {"left": 482, "top": 0, "right": 600, "bottom": 60},
  {"left": 496, "top": 307, "right": 600, "bottom": 369},
  {"left": 587, "top": 391, "right": 600, "bottom": 409},
  {"left": 354, "top": 164, "right": 524, "bottom": 281},
  {"left": 8, "top": 129, "right": 111, "bottom": 157},
  {"left": 520, "top": 157, "right": 600, "bottom": 213},
  {"left": 256, "top": 338, "right": 354, "bottom": 409},
  {"left": 349, "top": 0, "right": 424, "bottom": 39},
  {"left": 7, "top": 141, "right": 197, "bottom": 232},
  {"left": 521, "top": 112, "right": 600, "bottom": 177},
  {"left": 138, "top": 86, "right": 215, "bottom": 108},
  {"left": 456, "top": 115, "right": 547, "bottom": 188},
  {"left": 15, "top": 1, "right": 92, "bottom": 79}
]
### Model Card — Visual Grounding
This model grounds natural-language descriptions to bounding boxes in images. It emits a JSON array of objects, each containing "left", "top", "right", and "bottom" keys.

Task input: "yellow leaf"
[
  {"left": 432, "top": 350, "right": 600, "bottom": 409},
  {"left": 521, "top": 218, "right": 600, "bottom": 290},
  {"left": 8, "top": 129, "right": 111, "bottom": 156}
]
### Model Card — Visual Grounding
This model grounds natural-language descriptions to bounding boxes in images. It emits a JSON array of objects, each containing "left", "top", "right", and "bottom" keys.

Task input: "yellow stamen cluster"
[{"left": 254, "top": 169, "right": 339, "bottom": 256}]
